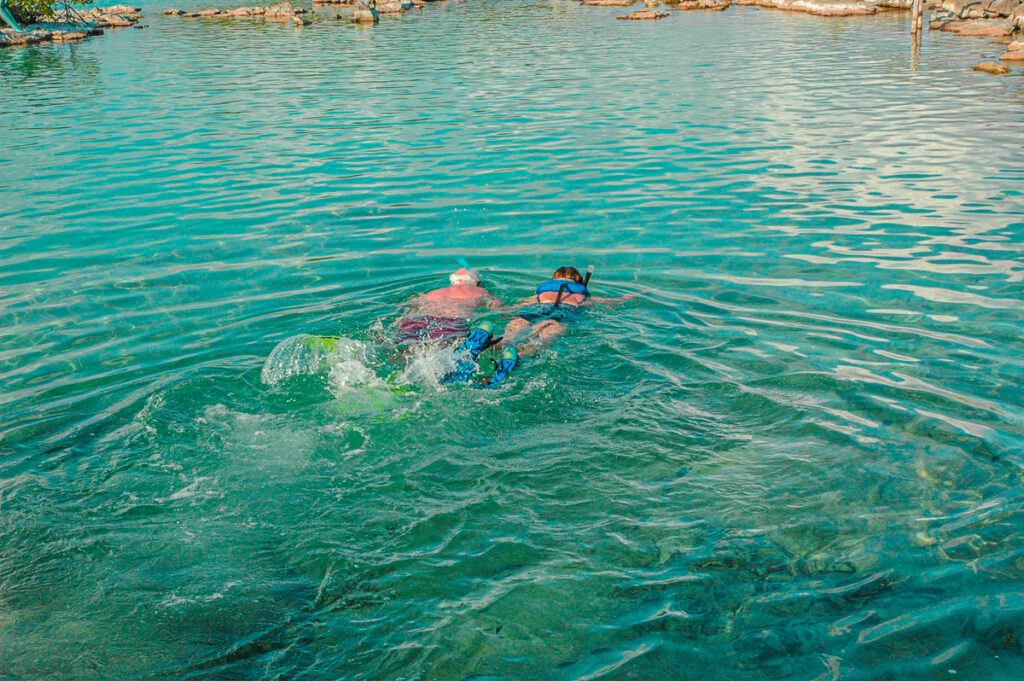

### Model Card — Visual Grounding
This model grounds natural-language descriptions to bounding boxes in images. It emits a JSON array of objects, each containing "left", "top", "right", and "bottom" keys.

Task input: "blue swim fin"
[
  {"left": 442, "top": 322, "right": 494, "bottom": 384},
  {"left": 488, "top": 346, "right": 519, "bottom": 385}
]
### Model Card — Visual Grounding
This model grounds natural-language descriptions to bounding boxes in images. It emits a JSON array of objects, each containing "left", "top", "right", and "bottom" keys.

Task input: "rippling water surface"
[{"left": 2, "top": 2, "right": 1024, "bottom": 679}]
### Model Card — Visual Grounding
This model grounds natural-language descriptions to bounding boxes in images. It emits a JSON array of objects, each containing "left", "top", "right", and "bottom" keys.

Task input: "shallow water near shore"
[{"left": 2, "top": 1, "right": 1024, "bottom": 679}]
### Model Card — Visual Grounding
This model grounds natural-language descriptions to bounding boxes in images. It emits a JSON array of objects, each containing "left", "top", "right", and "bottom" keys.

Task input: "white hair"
[{"left": 449, "top": 269, "right": 481, "bottom": 286}]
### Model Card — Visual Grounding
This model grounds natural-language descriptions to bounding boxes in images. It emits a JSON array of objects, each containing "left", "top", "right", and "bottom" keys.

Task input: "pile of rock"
[
  {"left": 618, "top": 8, "right": 671, "bottom": 17},
  {"left": 589, "top": 0, "right": 913, "bottom": 17},
  {"left": 77, "top": 4, "right": 142, "bottom": 27},
  {"left": 670, "top": 0, "right": 731, "bottom": 11},
  {"left": 926, "top": 0, "right": 1024, "bottom": 74},
  {"left": 163, "top": 0, "right": 432, "bottom": 25},
  {"left": 732, "top": 0, "right": 883, "bottom": 15},
  {"left": 930, "top": 0, "right": 1022, "bottom": 31},
  {"left": 1, "top": 4, "right": 141, "bottom": 48},
  {"left": 164, "top": 2, "right": 311, "bottom": 24}
]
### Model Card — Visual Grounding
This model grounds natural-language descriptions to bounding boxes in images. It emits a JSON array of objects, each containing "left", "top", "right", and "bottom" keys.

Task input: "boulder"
[
  {"left": 732, "top": 0, "right": 877, "bottom": 15},
  {"left": 51, "top": 30, "right": 88, "bottom": 40},
  {"left": 1007, "top": 39, "right": 1024, "bottom": 49},
  {"left": 100, "top": 14, "right": 136, "bottom": 26},
  {"left": 197, "top": 8, "right": 223, "bottom": 15},
  {"left": 939, "top": 0, "right": 1022, "bottom": 17},
  {"left": 645, "top": 0, "right": 659, "bottom": 5},
  {"left": 619, "top": 8, "right": 670, "bottom": 15},
  {"left": 973, "top": 60, "right": 1010, "bottom": 72},
  {"left": 376, "top": 0, "right": 412, "bottom": 11},
  {"left": 674, "top": 0, "right": 730, "bottom": 9},
  {"left": 931, "top": 17, "right": 1013, "bottom": 33},
  {"left": 0, "top": 28, "right": 52, "bottom": 46},
  {"left": 163, "top": 8, "right": 185, "bottom": 14},
  {"left": 1011, "top": 2, "right": 1024, "bottom": 26},
  {"left": 985, "top": 0, "right": 1022, "bottom": 15},
  {"left": 584, "top": 0, "right": 640, "bottom": 6},
  {"left": 999, "top": 49, "right": 1024, "bottom": 58},
  {"left": 225, "top": 6, "right": 268, "bottom": 16},
  {"left": 265, "top": 1, "right": 301, "bottom": 16},
  {"left": 78, "top": 6, "right": 141, "bottom": 26},
  {"left": 96, "top": 4, "right": 141, "bottom": 14},
  {"left": 352, "top": 1, "right": 380, "bottom": 21}
]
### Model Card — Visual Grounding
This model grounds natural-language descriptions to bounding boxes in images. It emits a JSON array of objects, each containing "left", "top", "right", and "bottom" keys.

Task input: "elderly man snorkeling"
[{"left": 391, "top": 267, "right": 501, "bottom": 344}]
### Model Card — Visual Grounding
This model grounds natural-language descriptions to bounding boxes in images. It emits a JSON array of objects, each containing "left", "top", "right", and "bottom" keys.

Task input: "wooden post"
[{"left": 911, "top": 0, "right": 923, "bottom": 35}]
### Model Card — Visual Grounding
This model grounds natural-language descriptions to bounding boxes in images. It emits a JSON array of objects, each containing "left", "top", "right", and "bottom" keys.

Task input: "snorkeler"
[
  {"left": 391, "top": 267, "right": 501, "bottom": 344},
  {"left": 443, "top": 265, "right": 633, "bottom": 386},
  {"left": 502, "top": 265, "right": 629, "bottom": 358}
]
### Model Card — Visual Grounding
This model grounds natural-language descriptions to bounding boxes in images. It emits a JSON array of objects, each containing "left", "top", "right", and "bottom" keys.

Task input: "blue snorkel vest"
[{"left": 535, "top": 279, "right": 590, "bottom": 303}]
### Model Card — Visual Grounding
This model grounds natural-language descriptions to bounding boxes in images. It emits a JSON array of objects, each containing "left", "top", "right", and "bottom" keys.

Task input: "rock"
[
  {"left": 939, "top": 0, "right": 1023, "bottom": 17},
  {"left": 352, "top": 1, "right": 380, "bottom": 21},
  {"left": 52, "top": 30, "right": 88, "bottom": 40},
  {"left": 376, "top": 0, "right": 412, "bottom": 11},
  {"left": 674, "top": 0, "right": 730, "bottom": 9},
  {"left": 163, "top": 8, "right": 185, "bottom": 14},
  {"left": 100, "top": 14, "right": 136, "bottom": 26},
  {"left": 584, "top": 0, "right": 640, "bottom": 6},
  {"left": 645, "top": 0, "right": 660, "bottom": 5},
  {"left": 1011, "top": 2, "right": 1024, "bottom": 26},
  {"left": 619, "top": 7, "right": 670, "bottom": 15},
  {"left": 732, "top": 0, "right": 876, "bottom": 15},
  {"left": 225, "top": 6, "right": 268, "bottom": 16},
  {"left": 931, "top": 17, "right": 1013, "bottom": 33},
  {"left": 197, "top": 8, "right": 223, "bottom": 15},
  {"left": 999, "top": 49, "right": 1024, "bottom": 59},
  {"left": 973, "top": 60, "right": 1011, "bottom": 72},
  {"left": 1007, "top": 39, "right": 1024, "bottom": 49},
  {"left": 97, "top": 4, "right": 141, "bottom": 14},
  {"left": 76, "top": 6, "right": 142, "bottom": 26},
  {"left": 265, "top": 1, "right": 298, "bottom": 16},
  {"left": 312, "top": 0, "right": 355, "bottom": 3},
  {"left": 985, "top": 0, "right": 1022, "bottom": 15},
  {"left": 0, "top": 28, "right": 52, "bottom": 46},
  {"left": 292, "top": 13, "right": 311, "bottom": 24}
]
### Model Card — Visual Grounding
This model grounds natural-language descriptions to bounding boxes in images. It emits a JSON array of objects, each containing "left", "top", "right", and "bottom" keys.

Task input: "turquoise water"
[{"left": 2, "top": 1, "right": 1024, "bottom": 678}]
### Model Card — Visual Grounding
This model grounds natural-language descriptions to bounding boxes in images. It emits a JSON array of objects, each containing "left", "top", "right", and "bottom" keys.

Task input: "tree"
[{"left": 6, "top": 0, "right": 93, "bottom": 24}]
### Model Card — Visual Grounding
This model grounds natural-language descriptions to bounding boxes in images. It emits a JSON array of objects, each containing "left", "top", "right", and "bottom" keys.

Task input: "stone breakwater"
[
  {"left": 1, "top": 4, "right": 142, "bottom": 47},
  {"left": 163, "top": 0, "right": 446, "bottom": 25}
]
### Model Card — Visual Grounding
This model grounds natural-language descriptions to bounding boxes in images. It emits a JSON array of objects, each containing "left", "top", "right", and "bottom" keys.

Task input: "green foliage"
[{"left": 6, "top": 0, "right": 93, "bottom": 24}]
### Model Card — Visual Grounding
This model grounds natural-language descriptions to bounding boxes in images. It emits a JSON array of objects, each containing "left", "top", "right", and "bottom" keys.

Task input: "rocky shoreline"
[
  {"left": 162, "top": 0, "right": 443, "bottom": 24},
  {"left": 3, "top": 0, "right": 1023, "bottom": 75},
  {"left": 1, "top": 4, "right": 142, "bottom": 47},
  {"left": 586, "top": 0, "right": 1024, "bottom": 74}
]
